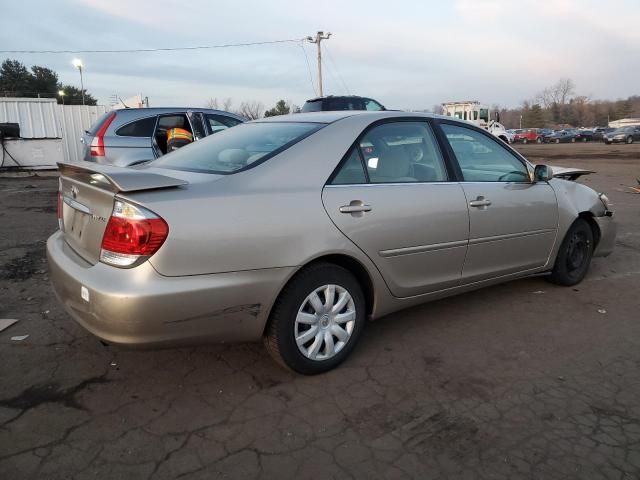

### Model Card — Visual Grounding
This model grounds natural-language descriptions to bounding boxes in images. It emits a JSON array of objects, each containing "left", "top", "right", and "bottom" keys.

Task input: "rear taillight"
[
  {"left": 90, "top": 111, "right": 116, "bottom": 157},
  {"left": 100, "top": 200, "right": 168, "bottom": 268}
]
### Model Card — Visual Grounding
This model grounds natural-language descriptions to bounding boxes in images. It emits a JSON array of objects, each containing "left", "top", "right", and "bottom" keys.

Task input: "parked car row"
[{"left": 508, "top": 125, "right": 640, "bottom": 145}]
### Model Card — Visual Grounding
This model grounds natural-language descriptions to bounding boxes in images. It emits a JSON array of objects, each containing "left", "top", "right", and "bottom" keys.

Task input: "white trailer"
[{"left": 441, "top": 101, "right": 511, "bottom": 143}]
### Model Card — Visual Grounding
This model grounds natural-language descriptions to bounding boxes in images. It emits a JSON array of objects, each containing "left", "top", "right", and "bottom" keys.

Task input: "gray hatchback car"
[{"left": 82, "top": 107, "right": 245, "bottom": 166}]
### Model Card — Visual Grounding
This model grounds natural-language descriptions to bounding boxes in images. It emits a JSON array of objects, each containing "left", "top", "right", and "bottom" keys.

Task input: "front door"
[
  {"left": 322, "top": 121, "right": 470, "bottom": 297},
  {"left": 439, "top": 122, "right": 558, "bottom": 283}
]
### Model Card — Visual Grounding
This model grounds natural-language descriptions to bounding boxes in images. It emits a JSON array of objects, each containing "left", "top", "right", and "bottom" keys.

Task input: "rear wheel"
[
  {"left": 571, "top": 137, "right": 576, "bottom": 143},
  {"left": 522, "top": 138, "right": 528, "bottom": 144},
  {"left": 627, "top": 136, "right": 634, "bottom": 144},
  {"left": 264, "top": 263, "right": 366, "bottom": 375},
  {"left": 555, "top": 138, "right": 560, "bottom": 144},
  {"left": 548, "top": 218, "right": 595, "bottom": 286},
  {"left": 536, "top": 137, "right": 542, "bottom": 144}
]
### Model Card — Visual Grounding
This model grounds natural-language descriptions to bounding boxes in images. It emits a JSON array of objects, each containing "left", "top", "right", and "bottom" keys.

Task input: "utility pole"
[{"left": 307, "top": 31, "right": 331, "bottom": 97}]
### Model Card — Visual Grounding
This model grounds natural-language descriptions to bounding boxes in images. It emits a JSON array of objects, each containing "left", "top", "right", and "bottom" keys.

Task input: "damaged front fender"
[{"left": 549, "top": 178, "right": 616, "bottom": 258}]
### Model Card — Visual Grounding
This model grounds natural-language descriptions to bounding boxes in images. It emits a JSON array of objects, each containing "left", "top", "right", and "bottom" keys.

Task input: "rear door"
[
  {"left": 438, "top": 121, "right": 558, "bottom": 283},
  {"left": 322, "top": 120, "right": 470, "bottom": 297}
]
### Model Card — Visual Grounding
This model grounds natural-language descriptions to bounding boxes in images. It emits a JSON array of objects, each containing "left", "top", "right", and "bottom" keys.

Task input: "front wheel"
[
  {"left": 627, "top": 136, "right": 634, "bottom": 144},
  {"left": 522, "top": 138, "right": 528, "bottom": 144},
  {"left": 264, "top": 263, "right": 366, "bottom": 374},
  {"left": 548, "top": 218, "right": 595, "bottom": 286},
  {"left": 536, "top": 137, "right": 542, "bottom": 144},
  {"left": 555, "top": 138, "right": 560, "bottom": 144},
  {"left": 571, "top": 137, "right": 576, "bottom": 143}
]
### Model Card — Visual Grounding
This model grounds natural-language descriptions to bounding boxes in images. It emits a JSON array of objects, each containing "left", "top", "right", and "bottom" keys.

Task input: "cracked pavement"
[{"left": 1, "top": 143, "right": 640, "bottom": 479}]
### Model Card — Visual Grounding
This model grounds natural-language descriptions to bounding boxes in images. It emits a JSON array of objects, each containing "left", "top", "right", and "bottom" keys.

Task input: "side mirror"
[{"left": 534, "top": 164, "right": 552, "bottom": 182}]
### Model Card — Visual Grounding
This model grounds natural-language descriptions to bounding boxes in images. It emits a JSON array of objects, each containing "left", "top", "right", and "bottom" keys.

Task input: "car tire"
[
  {"left": 555, "top": 139, "right": 560, "bottom": 144},
  {"left": 548, "top": 218, "right": 595, "bottom": 286},
  {"left": 264, "top": 262, "right": 366, "bottom": 375},
  {"left": 582, "top": 137, "right": 587, "bottom": 142},
  {"left": 627, "top": 136, "right": 634, "bottom": 144},
  {"left": 536, "top": 137, "right": 542, "bottom": 144},
  {"left": 571, "top": 137, "right": 576, "bottom": 143},
  {"left": 522, "top": 138, "right": 528, "bottom": 144}
]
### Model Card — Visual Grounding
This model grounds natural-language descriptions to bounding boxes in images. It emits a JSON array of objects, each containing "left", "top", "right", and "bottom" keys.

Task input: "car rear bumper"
[
  {"left": 593, "top": 213, "right": 616, "bottom": 257},
  {"left": 47, "top": 231, "right": 292, "bottom": 346}
]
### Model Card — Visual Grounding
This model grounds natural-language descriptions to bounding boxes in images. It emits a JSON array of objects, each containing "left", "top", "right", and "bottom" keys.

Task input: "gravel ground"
[{"left": 1, "top": 143, "right": 639, "bottom": 479}]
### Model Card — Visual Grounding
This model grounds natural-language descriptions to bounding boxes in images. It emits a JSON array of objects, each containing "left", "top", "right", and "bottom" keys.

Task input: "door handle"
[
  {"left": 469, "top": 196, "right": 492, "bottom": 208},
  {"left": 340, "top": 205, "right": 372, "bottom": 213},
  {"left": 339, "top": 200, "right": 372, "bottom": 216}
]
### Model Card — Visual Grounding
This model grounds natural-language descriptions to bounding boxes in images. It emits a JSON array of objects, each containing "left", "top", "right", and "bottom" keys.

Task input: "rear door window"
[
  {"left": 359, "top": 122, "right": 448, "bottom": 183},
  {"left": 115, "top": 116, "right": 157, "bottom": 137}
]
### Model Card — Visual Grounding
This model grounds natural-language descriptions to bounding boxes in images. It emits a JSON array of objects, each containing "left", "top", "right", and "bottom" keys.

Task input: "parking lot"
[{"left": 1, "top": 142, "right": 639, "bottom": 479}]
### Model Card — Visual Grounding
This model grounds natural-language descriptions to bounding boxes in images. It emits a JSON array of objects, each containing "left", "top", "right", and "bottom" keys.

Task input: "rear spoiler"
[
  {"left": 550, "top": 166, "right": 594, "bottom": 181},
  {"left": 57, "top": 162, "right": 188, "bottom": 193}
]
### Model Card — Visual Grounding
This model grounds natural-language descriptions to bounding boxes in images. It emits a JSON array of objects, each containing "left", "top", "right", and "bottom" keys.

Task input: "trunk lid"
[{"left": 57, "top": 162, "right": 188, "bottom": 265}]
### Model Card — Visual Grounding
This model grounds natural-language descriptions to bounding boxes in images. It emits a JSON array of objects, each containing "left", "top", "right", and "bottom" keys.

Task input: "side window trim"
[{"left": 437, "top": 120, "right": 531, "bottom": 183}]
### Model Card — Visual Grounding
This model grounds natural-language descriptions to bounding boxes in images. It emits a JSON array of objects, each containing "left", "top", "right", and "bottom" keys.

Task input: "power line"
[
  {"left": 323, "top": 44, "right": 351, "bottom": 95},
  {"left": 0, "top": 38, "right": 307, "bottom": 54},
  {"left": 298, "top": 42, "right": 317, "bottom": 96}
]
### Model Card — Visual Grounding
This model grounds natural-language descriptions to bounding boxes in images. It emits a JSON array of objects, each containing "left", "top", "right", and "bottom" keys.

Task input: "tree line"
[
  {"left": 0, "top": 58, "right": 97, "bottom": 105},
  {"left": 494, "top": 78, "right": 640, "bottom": 129},
  {"left": 206, "top": 97, "right": 300, "bottom": 119}
]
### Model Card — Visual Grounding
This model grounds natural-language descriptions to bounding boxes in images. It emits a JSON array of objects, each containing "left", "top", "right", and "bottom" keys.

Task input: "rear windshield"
[{"left": 152, "top": 122, "right": 323, "bottom": 174}]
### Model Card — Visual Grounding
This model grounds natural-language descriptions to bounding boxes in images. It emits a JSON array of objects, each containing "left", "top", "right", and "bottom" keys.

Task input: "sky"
[{"left": 1, "top": 0, "right": 639, "bottom": 110}]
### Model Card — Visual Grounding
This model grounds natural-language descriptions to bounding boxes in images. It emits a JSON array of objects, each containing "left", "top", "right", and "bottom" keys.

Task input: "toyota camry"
[{"left": 48, "top": 111, "right": 616, "bottom": 374}]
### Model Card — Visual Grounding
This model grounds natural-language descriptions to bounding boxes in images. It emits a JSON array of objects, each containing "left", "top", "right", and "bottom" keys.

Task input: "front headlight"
[{"left": 599, "top": 193, "right": 612, "bottom": 210}]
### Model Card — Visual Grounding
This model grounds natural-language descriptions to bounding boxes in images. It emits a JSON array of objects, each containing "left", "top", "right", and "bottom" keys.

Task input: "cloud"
[{"left": 2, "top": 0, "right": 638, "bottom": 109}]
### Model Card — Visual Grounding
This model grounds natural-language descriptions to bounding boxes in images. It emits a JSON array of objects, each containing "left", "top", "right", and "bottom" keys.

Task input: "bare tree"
[
  {"left": 535, "top": 78, "right": 576, "bottom": 108},
  {"left": 237, "top": 100, "right": 264, "bottom": 120},
  {"left": 555, "top": 78, "right": 576, "bottom": 105},
  {"left": 205, "top": 97, "right": 233, "bottom": 111}
]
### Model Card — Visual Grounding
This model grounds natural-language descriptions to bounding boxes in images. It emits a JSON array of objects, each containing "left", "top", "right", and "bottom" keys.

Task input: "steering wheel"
[{"left": 498, "top": 170, "right": 529, "bottom": 182}]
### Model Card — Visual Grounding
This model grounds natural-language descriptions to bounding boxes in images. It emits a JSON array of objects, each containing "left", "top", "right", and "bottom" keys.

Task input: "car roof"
[
  {"left": 252, "top": 110, "right": 443, "bottom": 125},
  {"left": 304, "top": 95, "right": 372, "bottom": 103},
  {"left": 113, "top": 107, "right": 245, "bottom": 120}
]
